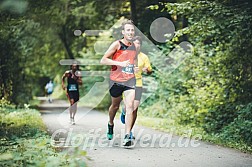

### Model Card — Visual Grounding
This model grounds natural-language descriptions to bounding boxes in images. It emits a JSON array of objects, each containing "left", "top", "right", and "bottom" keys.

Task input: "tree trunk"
[
  {"left": 59, "top": 25, "right": 74, "bottom": 59},
  {"left": 130, "top": 0, "right": 137, "bottom": 25},
  {"left": 182, "top": 16, "right": 188, "bottom": 41}
]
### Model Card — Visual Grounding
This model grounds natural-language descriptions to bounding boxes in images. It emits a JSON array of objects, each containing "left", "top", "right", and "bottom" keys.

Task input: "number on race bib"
[
  {"left": 122, "top": 64, "right": 134, "bottom": 74},
  {"left": 68, "top": 84, "right": 77, "bottom": 91}
]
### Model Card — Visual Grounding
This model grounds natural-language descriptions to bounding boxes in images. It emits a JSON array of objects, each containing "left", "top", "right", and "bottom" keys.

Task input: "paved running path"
[{"left": 39, "top": 99, "right": 252, "bottom": 167}]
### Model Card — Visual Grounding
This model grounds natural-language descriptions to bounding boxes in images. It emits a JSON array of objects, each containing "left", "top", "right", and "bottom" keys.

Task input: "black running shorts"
[
  {"left": 109, "top": 83, "right": 134, "bottom": 98},
  {"left": 109, "top": 78, "right": 136, "bottom": 98},
  {"left": 67, "top": 91, "right": 79, "bottom": 103}
]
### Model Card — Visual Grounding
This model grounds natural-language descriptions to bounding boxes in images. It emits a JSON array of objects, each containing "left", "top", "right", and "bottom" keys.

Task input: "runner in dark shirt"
[{"left": 62, "top": 63, "right": 82, "bottom": 125}]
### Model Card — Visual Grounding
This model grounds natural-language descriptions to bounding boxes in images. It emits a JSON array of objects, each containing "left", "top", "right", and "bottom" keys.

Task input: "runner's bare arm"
[
  {"left": 146, "top": 69, "right": 153, "bottom": 75},
  {"left": 75, "top": 71, "right": 82, "bottom": 85},
  {"left": 100, "top": 41, "right": 130, "bottom": 67},
  {"left": 77, "top": 78, "right": 82, "bottom": 85},
  {"left": 61, "top": 71, "right": 69, "bottom": 90},
  {"left": 143, "top": 56, "right": 152, "bottom": 75},
  {"left": 142, "top": 66, "right": 152, "bottom": 74}
]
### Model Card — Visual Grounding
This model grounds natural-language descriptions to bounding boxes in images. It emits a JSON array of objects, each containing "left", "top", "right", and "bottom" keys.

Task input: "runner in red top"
[
  {"left": 110, "top": 40, "right": 137, "bottom": 83},
  {"left": 100, "top": 20, "right": 138, "bottom": 147}
]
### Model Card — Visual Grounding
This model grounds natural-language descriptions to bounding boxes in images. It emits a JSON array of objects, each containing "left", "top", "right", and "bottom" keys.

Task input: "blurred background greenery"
[{"left": 1, "top": 1, "right": 252, "bottom": 163}]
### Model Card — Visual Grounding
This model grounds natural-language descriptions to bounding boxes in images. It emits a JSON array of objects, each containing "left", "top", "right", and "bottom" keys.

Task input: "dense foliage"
[
  {"left": 0, "top": 100, "right": 86, "bottom": 166},
  {"left": 1, "top": 0, "right": 252, "bottom": 152},
  {"left": 143, "top": 0, "right": 252, "bottom": 150}
]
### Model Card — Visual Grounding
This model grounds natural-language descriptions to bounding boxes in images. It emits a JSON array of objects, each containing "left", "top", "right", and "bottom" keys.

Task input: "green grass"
[
  {"left": 0, "top": 106, "right": 87, "bottom": 167},
  {"left": 28, "top": 99, "right": 41, "bottom": 109},
  {"left": 136, "top": 113, "right": 205, "bottom": 138},
  {"left": 136, "top": 113, "right": 252, "bottom": 154}
]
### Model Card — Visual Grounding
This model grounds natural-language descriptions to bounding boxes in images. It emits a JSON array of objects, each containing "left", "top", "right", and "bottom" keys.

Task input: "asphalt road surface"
[{"left": 39, "top": 99, "right": 252, "bottom": 167}]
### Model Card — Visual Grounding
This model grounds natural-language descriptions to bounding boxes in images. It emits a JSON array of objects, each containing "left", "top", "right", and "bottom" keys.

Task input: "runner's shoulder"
[
  {"left": 138, "top": 52, "right": 148, "bottom": 59},
  {"left": 111, "top": 40, "right": 121, "bottom": 49},
  {"left": 64, "top": 70, "right": 71, "bottom": 76},
  {"left": 75, "top": 71, "right": 81, "bottom": 77}
]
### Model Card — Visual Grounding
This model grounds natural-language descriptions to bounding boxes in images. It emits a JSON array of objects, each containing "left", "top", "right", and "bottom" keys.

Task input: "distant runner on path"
[
  {"left": 45, "top": 80, "right": 54, "bottom": 103},
  {"left": 62, "top": 62, "right": 82, "bottom": 125}
]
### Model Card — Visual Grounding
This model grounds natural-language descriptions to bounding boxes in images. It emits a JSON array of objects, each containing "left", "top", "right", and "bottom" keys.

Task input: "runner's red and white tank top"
[{"left": 110, "top": 40, "right": 137, "bottom": 82}]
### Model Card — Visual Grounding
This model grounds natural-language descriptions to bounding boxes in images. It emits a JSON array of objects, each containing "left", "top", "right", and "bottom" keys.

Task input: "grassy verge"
[
  {"left": 0, "top": 103, "right": 86, "bottom": 167},
  {"left": 28, "top": 99, "right": 41, "bottom": 109},
  {"left": 136, "top": 113, "right": 252, "bottom": 154}
]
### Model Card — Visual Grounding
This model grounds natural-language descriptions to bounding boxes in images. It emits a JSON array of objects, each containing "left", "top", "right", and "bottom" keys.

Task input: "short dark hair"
[
  {"left": 121, "top": 20, "right": 134, "bottom": 30},
  {"left": 133, "top": 36, "right": 142, "bottom": 45},
  {"left": 70, "top": 60, "right": 80, "bottom": 70}
]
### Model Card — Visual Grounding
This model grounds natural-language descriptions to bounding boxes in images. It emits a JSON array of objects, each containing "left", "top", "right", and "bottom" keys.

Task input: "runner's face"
[
  {"left": 72, "top": 64, "right": 77, "bottom": 71},
  {"left": 122, "top": 24, "right": 135, "bottom": 41},
  {"left": 133, "top": 39, "right": 141, "bottom": 52}
]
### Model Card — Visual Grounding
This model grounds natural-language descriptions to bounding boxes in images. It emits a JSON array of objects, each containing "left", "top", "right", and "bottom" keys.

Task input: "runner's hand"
[
  {"left": 62, "top": 84, "right": 66, "bottom": 90},
  {"left": 142, "top": 67, "right": 148, "bottom": 73},
  {"left": 134, "top": 66, "right": 139, "bottom": 73},
  {"left": 120, "top": 60, "right": 130, "bottom": 67}
]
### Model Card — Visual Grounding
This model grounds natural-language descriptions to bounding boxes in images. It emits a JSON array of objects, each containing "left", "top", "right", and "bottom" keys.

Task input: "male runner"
[
  {"left": 100, "top": 20, "right": 138, "bottom": 147},
  {"left": 45, "top": 80, "right": 54, "bottom": 103},
  {"left": 121, "top": 36, "right": 152, "bottom": 139},
  {"left": 62, "top": 62, "right": 82, "bottom": 125}
]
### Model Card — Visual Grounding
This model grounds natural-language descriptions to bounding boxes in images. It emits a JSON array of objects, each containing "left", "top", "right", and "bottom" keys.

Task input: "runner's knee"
[
  {"left": 70, "top": 99, "right": 75, "bottom": 105},
  {"left": 133, "top": 108, "right": 138, "bottom": 114},
  {"left": 126, "top": 102, "right": 134, "bottom": 109},
  {"left": 111, "top": 104, "right": 119, "bottom": 111},
  {"left": 125, "top": 104, "right": 134, "bottom": 113}
]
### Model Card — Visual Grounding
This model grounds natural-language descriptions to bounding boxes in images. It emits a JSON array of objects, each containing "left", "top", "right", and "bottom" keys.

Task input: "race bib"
[
  {"left": 68, "top": 84, "right": 77, "bottom": 91},
  {"left": 122, "top": 64, "right": 134, "bottom": 74}
]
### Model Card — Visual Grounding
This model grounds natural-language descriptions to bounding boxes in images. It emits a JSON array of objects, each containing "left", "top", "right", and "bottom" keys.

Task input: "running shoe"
[
  {"left": 107, "top": 123, "right": 114, "bottom": 140},
  {"left": 123, "top": 134, "right": 133, "bottom": 147},
  {"left": 130, "top": 131, "right": 135, "bottom": 140},
  {"left": 120, "top": 107, "right": 126, "bottom": 124},
  {"left": 71, "top": 118, "right": 75, "bottom": 125}
]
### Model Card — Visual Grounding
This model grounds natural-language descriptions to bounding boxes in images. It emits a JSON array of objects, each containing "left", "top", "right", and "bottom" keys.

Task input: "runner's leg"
[
  {"left": 123, "top": 89, "right": 135, "bottom": 134},
  {"left": 71, "top": 101, "right": 77, "bottom": 118},
  {"left": 109, "top": 96, "right": 122, "bottom": 125},
  {"left": 132, "top": 100, "right": 140, "bottom": 127},
  {"left": 69, "top": 99, "right": 75, "bottom": 118}
]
